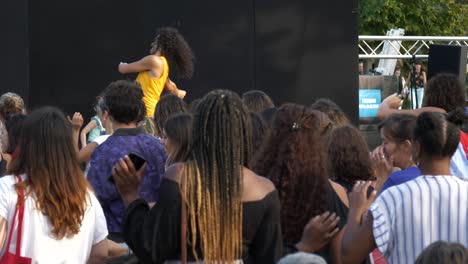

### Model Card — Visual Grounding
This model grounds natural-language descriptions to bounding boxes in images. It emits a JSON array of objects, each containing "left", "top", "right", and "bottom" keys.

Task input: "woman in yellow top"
[{"left": 118, "top": 27, "right": 194, "bottom": 123}]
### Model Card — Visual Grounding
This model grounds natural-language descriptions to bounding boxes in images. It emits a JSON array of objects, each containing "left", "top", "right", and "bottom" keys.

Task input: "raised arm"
[
  {"left": 80, "top": 119, "right": 97, "bottom": 148},
  {"left": 377, "top": 93, "right": 446, "bottom": 120},
  {"left": 342, "top": 181, "right": 377, "bottom": 264},
  {"left": 118, "top": 55, "right": 160, "bottom": 74},
  {"left": 165, "top": 79, "right": 186, "bottom": 99}
]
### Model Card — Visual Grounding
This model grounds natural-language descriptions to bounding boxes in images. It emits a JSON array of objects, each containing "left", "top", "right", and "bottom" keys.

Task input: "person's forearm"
[
  {"left": 342, "top": 214, "right": 363, "bottom": 263},
  {"left": 73, "top": 129, "right": 80, "bottom": 152},
  {"left": 121, "top": 192, "right": 139, "bottom": 208},
  {"left": 80, "top": 133, "right": 87, "bottom": 148}
]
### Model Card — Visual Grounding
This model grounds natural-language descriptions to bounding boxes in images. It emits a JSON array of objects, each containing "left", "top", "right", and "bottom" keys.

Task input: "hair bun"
[
  {"left": 447, "top": 107, "right": 468, "bottom": 127},
  {"left": 417, "top": 112, "right": 438, "bottom": 131}
]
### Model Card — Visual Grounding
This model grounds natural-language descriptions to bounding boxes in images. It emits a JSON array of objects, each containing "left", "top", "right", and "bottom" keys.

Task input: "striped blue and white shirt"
[{"left": 369, "top": 175, "right": 468, "bottom": 264}]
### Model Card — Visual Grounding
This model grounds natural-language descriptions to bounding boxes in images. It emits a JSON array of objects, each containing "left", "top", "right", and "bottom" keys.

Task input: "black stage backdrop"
[{"left": 1, "top": 0, "right": 358, "bottom": 123}]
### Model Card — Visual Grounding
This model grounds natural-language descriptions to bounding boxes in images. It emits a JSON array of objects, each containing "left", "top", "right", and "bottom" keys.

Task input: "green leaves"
[{"left": 359, "top": 0, "right": 467, "bottom": 36}]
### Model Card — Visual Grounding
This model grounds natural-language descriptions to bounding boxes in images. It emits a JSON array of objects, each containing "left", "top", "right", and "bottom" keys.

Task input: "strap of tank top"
[
  {"left": 15, "top": 175, "right": 25, "bottom": 256},
  {"left": 4, "top": 176, "right": 25, "bottom": 255}
]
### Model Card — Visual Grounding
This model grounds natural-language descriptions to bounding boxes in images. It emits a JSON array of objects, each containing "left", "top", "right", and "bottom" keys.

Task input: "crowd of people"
[{"left": 0, "top": 27, "right": 467, "bottom": 264}]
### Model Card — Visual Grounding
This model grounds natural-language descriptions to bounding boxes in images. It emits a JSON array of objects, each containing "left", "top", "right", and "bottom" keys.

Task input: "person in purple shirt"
[
  {"left": 371, "top": 114, "right": 421, "bottom": 193},
  {"left": 87, "top": 80, "right": 167, "bottom": 242}
]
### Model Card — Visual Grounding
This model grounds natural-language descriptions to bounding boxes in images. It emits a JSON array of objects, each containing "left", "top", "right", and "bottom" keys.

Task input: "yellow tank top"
[{"left": 136, "top": 56, "right": 169, "bottom": 117}]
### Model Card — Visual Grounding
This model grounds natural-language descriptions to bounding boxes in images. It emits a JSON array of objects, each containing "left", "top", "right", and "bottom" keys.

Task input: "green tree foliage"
[{"left": 359, "top": 0, "right": 467, "bottom": 35}]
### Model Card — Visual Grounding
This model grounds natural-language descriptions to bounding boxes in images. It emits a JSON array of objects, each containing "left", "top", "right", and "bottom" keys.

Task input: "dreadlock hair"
[
  {"left": 326, "top": 125, "right": 374, "bottom": 192},
  {"left": 153, "top": 94, "right": 188, "bottom": 137},
  {"left": 150, "top": 27, "right": 195, "bottom": 79},
  {"left": 414, "top": 112, "right": 460, "bottom": 159},
  {"left": 184, "top": 89, "right": 252, "bottom": 262},
  {"left": 251, "top": 104, "right": 333, "bottom": 243}
]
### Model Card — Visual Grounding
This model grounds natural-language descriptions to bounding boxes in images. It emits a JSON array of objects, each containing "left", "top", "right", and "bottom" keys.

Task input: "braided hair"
[
  {"left": 414, "top": 112, "right": 460, "bottom": 159},
  {"left": 150, "top": 27, "right": 195, "bottom": 79},
  {"left": 184, "top": 90, "right": 251, "bottom": 262}
]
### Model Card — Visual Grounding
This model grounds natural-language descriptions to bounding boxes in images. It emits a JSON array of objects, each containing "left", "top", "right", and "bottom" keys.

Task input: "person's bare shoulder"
[
  {"left": 242, "top": 167, "right": 276, "bottom": 202},
  {"left": 164, "top": 162, "right": 185, "bottom": 183},
  {"left": 329, "top": 179, "right": 349, "bottom": 206}
]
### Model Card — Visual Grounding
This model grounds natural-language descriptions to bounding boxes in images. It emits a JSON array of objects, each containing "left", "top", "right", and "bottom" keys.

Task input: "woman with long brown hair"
[
  {"left": 251, "top": 104, "right": 348, "bottom": 263},
  {"left": 0, "top": 107, "right": 108, "bottom": 262},
  {"left": 113, "top": 90, "right": 283, "bottom": 263}
]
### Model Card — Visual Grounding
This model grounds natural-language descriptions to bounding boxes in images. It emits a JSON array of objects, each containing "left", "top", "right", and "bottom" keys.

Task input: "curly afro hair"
[
  {"left": 251, "top": 104, "right": 333, "bottom": 243},
  {"left": 102, "top": 80, "right": 146, "bottom": 124},
  {"left": 151, "top": 27, "right": 195, "bottom": 79}
]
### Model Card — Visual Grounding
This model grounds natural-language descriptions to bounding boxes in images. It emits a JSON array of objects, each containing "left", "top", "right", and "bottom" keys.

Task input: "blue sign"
[{"left": 359, "top": 89, "right": 381, "bottom": 118}]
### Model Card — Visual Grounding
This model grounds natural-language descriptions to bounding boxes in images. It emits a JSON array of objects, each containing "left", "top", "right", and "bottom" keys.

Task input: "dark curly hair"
[
  {"left": 4, "top": 113, "right": 27, "bottom": 154},
  {"left": 153, "top": 94, "right": 188, "bottom": 137},
  {"left": 251, "top": 104, "right": 332, "bottom": 243},
  {"left": 423, "top": 73, "right": 467, "bottom": 126},
  {"left": 0, "top": 92, "right": 25, "bottom": 120},
  {"left": 151, "top": 27, "right": 195, "bottom": 79},
  {"left": 102, "top": 80, "right": 146, "bottom": 124},
  {"left": 242, "top": 90, "right": 275, "bottom": 113},
  {"left": 310, "top": 98, "right": 350, "bottom": 127},
  {"left": 326, "top": 125, "right": 374, "bottom": 192}
]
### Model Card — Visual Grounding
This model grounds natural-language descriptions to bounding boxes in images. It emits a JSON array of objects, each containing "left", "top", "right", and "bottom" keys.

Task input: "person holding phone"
[{"left": 87, "top": 80, "right": 167, "bottom": 243}]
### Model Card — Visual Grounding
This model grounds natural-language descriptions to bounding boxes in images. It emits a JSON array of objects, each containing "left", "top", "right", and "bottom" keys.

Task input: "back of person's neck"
[
  {"left": 111, "top": 122, "right": 137, "bottom": 131},
  {"left": 419, "top": 156, "right": 451, "bottom": 176}
]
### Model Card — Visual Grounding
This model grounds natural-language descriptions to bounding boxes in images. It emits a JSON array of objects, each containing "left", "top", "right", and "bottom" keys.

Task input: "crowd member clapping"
[
  {"left": 378, "top": 73, "right": 468, "bottom": 179},
  {"left": 113, "top": 90, "right": 283, "bottom": 263},
  {"left": 371, "top": 114, "right": 420, "bottom": 193},
  {"left": 343, "top": 112, "right": 468, "bottom": 263},
  {"left": 87, "top": 80, "right": 167, "bottom": 243}
]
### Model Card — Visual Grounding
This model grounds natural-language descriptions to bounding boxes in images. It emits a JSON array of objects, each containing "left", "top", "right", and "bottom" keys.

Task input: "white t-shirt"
[
  {"left": 92, "top": 135, "right": 110, "bottom": 146},
  {"left": 0, "top": 174, "right": 108, "bottom": 263}
]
